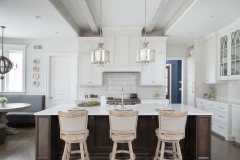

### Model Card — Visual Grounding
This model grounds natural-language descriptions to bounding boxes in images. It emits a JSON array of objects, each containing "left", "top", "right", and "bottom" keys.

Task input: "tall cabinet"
[{"left": 186, "top": 56, "right": 194, "bottom": 106}]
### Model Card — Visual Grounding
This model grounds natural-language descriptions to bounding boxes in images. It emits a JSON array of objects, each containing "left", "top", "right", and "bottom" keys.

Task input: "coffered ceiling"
[{"left": 1, "top": 0, "right": 240, "bottom": 45}]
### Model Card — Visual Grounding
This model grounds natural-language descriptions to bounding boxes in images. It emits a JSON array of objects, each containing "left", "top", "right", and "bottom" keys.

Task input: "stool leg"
[
  {"left": 154, "top": 139, "right": 160, "bottom": 160},
  {"left": 66, "top": 143, "right": 71, "bottom": 160},
  {"left": 172, "top": 142, "right": 176, "bottom": 160},
  {"left": 111, "top": 141, "right": 117, "bottom": 160},
  {"left": 176, "top": 142, "right": 182, "bottom": 160},
  {"left": 160, "top": 141, "right": 165, "bottom": 160},
  {"left": 83, "top": 140, "right": 89, "bottom": 160},
  {"left": 128, "top": 141, "right": 134, "bottom": 160},
  {"left": 62, "top": 142, "right": 68, "bottom": 160},
  {"left": 80, "top": 142, "right": 85, "bottom": 160}
]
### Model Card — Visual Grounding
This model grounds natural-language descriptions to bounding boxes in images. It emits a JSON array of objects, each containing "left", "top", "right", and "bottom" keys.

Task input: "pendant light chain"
[
  {"left": 100, "top": 0, "right": 102, "bottom": 43},
  {"left": 144, "top": 0, "right": 146, "bottom": 42},
  {"left": 1, "top": 27, "right": 4, "bottom": 56}
]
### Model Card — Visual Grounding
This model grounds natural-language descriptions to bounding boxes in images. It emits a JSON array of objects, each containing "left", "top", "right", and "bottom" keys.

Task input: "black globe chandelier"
[{"left": 0, "top": 26, "right": 17, "bottom": 80}]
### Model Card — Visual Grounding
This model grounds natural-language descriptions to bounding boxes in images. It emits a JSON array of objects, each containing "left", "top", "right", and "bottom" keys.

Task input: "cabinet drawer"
[
  {"left": 212, "top": 120, "right": 228, "bottom": 134},
  {"left": 207, "top": 107, "right": 228, "bottom": 124},
  {"left": 208, "top": 104, "right": 228, "bottom": 113}
]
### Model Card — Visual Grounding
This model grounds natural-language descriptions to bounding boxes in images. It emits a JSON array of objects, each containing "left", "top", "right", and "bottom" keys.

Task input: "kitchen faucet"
[{"left": 121, "top": 88, "right": 124, "bottom": 109}]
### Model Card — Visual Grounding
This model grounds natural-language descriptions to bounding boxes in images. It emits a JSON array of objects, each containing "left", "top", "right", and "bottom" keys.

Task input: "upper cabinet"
[
  {"left": 78, "top": 54, "right": 102, "bottom": 86},
  {"left": 140, "top": 38, "right": 167, "bottom": 86},
  {"left": 201, "top": 34, "right": 218, "bottom": 84},
  {"left": 219, "top": 27, "right": 240, "bottom": 80}
]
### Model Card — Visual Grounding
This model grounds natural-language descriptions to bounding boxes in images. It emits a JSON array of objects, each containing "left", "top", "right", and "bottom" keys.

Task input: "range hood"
[{"left": 101, "top": 66, "right": 141, "bottom": 72}]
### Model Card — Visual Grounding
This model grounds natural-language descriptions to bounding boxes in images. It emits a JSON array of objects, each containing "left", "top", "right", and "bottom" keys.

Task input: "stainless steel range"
[{"left": 107, "top": 98, "right": 141, "bottom": 105}]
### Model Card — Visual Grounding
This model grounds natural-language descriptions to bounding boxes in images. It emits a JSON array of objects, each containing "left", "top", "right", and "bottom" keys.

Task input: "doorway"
[{"left": 166, "top": 60, "right": 182, "bottom": 103}]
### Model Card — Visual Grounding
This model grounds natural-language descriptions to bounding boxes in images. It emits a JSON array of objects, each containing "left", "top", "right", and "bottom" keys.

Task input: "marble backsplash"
[
  {"left": 78, "top": 73, "right": 165, "bottom": 99},
  {"left": 214, "top": 80, "right": 240, "bottom": 102}
]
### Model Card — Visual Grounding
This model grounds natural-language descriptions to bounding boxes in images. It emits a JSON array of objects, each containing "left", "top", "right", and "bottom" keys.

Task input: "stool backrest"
[
  {"left": 109, "top": 110, "right": 139, "bottom": 137},
  {"left": 58, "top": 111, "right": 88, "bottom": 135},
  {"left": 158, "top": 110, "right": 188, "bottom": 136}
]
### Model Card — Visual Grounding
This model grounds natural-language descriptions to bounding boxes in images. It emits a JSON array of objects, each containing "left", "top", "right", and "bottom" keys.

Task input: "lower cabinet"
[
  {"left": 87, "top": 116, "right": 158, "bottom": 156},
  {"left": 195, "top": 98, "right": 232, "bottom": 141},
  {"left": 232, "top": 105, "right": 240, "bottom": 143}
]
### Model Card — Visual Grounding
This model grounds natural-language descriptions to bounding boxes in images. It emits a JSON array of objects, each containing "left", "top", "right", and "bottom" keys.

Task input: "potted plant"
[{"left": 0, "top": 97, "right": 8, "bottom": 107}]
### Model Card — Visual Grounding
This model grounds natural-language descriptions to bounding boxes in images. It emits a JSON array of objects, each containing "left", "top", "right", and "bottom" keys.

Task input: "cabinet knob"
[
  {"left": 91, "top": 116, "right": 94, "bottom": 119},
  {"left": 152, "top": 116, "right": 155, "bottom": 119}
]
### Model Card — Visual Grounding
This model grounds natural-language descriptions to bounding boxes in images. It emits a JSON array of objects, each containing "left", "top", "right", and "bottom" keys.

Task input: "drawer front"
[
  {"left": 207, "top": 107, "right": 228, "bottom": 124},
  {"left": 207, "top": 103, "right": 227, "bottom": 113},
  {"left": 212, "top": 120, "right": 228, "bottom": 134}
]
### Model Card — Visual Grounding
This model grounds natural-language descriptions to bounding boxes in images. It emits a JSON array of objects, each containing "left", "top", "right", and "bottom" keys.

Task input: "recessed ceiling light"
[
  {"left": 210, "top": 15, "right": 217, "bottom": 18},
  {"left": 189, "top": 32, "right": 194, "bottom": 34},
  {"left": 55, "top": 32, "right": 59, "bottom": 34},
  {"left": 36, "top": 16, "right": 41, "bottom": 19}
]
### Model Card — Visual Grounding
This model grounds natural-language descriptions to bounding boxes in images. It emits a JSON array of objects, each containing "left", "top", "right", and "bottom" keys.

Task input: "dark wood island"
[{"left": 35, "top": 104, "right": 212, "bottom": 160}]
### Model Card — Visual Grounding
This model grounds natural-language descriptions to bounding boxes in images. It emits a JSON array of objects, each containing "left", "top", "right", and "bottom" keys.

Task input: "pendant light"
[
  {"left": 0, "top": 26, "right": 17, "bottom": 80},
  {"left": 136, "top": 0, "right": 155, "bottom": 65},
  {"left": 90, "top": 0, "right": 110, "bottom": 67}
]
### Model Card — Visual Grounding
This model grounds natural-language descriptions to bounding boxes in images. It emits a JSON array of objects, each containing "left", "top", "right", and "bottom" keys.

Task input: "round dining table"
[{"left": 0, "top": 103, "right": 31, "bottom": 135}]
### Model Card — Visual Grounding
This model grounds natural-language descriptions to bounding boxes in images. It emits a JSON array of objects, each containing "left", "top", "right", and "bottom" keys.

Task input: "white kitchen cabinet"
[
  {"left": 78, "top": 54, "right": 102, "bottom": 86},
  {"left": 186, "top": 57, "right": 194, "bottom": 107},
  {"left": 201, "top": 35, "right": 217, "bottom": 84},
  {"left": 104, "top": 37, "right": 114, "bottom": 66},
  {"left": 196, "top": 100, "right": 203, "bottom": 110},
  {"left": 195, "top": 98, "right": 232, "bottom": 141},
  {"left": 219, "top": 27, "right": 240, "bottom": 80},
  {"left": 141, "top": 53, "right": 165, "bottom": 86},
  {"left": 129, "top": 36, "right": 141, "bottom": 66},
  {"left": 141, "top": 99, "right": 170, "bottom": 105},
  {"left": 232, "top": 104, "right": 240, "bottom": 143}
]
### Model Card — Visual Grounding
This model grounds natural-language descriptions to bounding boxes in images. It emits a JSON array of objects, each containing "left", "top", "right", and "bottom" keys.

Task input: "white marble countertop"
[
  {"left": 196, "top": 98, "right": 240, "bottom": 106},
  {"left": 34, "top": 104, "right": 212, "bottom": 116}
]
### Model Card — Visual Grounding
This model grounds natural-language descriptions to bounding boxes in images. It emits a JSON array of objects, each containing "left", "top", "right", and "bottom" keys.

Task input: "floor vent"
[{"left": 33, "top": 45, "right": 42, "bottom": 49}]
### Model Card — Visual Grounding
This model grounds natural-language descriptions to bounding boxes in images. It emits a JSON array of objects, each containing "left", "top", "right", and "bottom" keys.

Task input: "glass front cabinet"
[{"left": 219, "top": 29, "right": 240, "bottom": 79}]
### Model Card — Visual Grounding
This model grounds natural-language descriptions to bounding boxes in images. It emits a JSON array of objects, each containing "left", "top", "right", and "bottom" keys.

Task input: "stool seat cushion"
[
  {"left": 155, "top": 128, "right": 184, "bottom": 141},
  {"left": 61, "top": 129, "right": 89, "bottom": 142},
  {"left": 112, "top": 133, "right": 135, "bottom": 141}
]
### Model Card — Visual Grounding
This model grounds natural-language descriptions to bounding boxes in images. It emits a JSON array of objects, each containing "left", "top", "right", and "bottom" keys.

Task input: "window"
[{"left": 0, "top": 45, "right": 26, "bottom": 92}]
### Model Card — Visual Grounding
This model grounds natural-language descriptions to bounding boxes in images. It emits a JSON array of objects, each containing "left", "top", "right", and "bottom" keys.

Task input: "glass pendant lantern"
[
  {"left": 90, "top": 0, "right": 110, "bottom": 67},
  {"left": 136, "top": 0, "right": 155, "bottom": 65}
]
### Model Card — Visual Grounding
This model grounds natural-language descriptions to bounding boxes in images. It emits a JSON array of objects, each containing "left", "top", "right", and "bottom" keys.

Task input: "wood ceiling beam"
[
  {"left": 76, "top": 0, "right": 99, "bottom": 35},
  {"left": 49, "top": 0, "right": 81, "bottom": 36},
  {"left": 163, "top": 0, "right": 198, "bottom": 35},
  {"left": 146, "top": 0, "right": 169, "bottom": 34}
]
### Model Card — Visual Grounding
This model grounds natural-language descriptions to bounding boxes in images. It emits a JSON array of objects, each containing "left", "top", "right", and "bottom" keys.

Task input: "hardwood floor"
[{"left": 0, "top": 127, "right": 240, "bottom": 160}]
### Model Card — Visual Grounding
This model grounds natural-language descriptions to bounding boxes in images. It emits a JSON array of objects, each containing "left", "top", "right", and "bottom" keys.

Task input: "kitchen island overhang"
[{"left": 35, "top": 104, "right": 212, "bottom": 160}]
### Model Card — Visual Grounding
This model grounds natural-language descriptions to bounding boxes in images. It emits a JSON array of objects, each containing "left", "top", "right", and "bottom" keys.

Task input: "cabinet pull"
[
  {"left": 209, "top": 105, "right": 213, "bottom": 106},
  {"left": 218, "top": 126, "right": 224, "bottom": 129},
  {"left": 192, "top": 82, "right": 194, "bottom": 93},
  {"left": 218, "top": 115, "right": 225, "bottom": 118},
  {"left": 219, "top": 107, "right": 224, "bottom": 109}
]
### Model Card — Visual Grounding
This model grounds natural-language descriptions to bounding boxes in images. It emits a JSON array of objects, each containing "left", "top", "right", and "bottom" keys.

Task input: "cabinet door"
[
  {"left": 219, "top": 35, "right": 229, "bottom": 78},
  {"left": 104, "top": 37, "right": 114, "bottom": 66},
  {"left": 115, "top": 37, "right": 129, "bottom": 66},
  {"left": 207, "top": 38, "right": 216, "bottom": 83},
  {"left": 196, "top": 101, "right": 203, "bottom": 110},
  {"left": 187, "top": 57, "right": 194, "bottom": 73},
  {"left": 79, "top": 54, "right": 90, "bottom": 85},
  {"left": 90, "top": 63, "right": 102, "bottom": 85},
  {"left": 230, "top": 29, "right": 240, "bottom": 78},
  {"left": 232, "top": 106, "right": 240, "bottom": 140},
  {"left": 202, "top": 103, "right": 208, "bottom": 111},
  {"left": 141, "top": 63, "right": 154, "bottom": 85},
  {"left": 201, "top": 41, "right": 208, "bottom": 83},
  {"left": 154, "top": 53, "right": 165, "bottom": 85},
  {"left": 129, "top": 36, "right": 140, "bottom": 66}
]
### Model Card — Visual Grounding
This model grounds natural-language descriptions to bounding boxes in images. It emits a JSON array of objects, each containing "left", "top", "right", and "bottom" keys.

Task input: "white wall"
[
  {"left": 3, "top": 38, "right": 78, "bottom": 95},
  {"left": 166, "top": 45, "right": 186, "bottom": 57}
]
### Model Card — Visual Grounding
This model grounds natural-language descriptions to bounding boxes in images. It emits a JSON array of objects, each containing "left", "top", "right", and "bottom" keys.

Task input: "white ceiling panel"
[
  {"left": 87, "top": 0, "right": 158, "bottom": 27},
  {"left": 167, "top": 0, "right": 240, "bottom": 44},
  {"left": 0, "top": 0, "right": 77, "bottom": 39}
]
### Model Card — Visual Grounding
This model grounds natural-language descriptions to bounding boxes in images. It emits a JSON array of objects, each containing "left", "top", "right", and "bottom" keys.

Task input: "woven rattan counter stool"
[
  {"left": 109, "top": 110, "right": 139, "bottom": 160},
  {"left": 154, "top": 110, "right": 188, "bottom": 160},
  {"left": 58, "top": 111, "right": 89, "bottom": 160}
]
